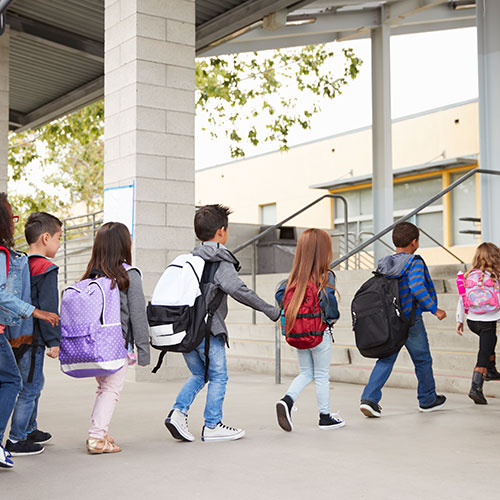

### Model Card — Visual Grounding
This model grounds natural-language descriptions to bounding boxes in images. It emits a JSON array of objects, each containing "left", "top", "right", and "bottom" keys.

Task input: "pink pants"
[{"left": 88, "top": 364, "right": 127, "bottom": 439}]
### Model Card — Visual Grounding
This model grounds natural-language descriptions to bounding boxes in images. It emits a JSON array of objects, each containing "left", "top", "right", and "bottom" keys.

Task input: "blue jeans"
[
  {"left": 173, "top": 335, "right": 228, "bottom": 428},
  {"left": 361, "top": 316, "right": 437, "bottom": 406},
  {"left": 0, "top": 334, "right": 22, "bottom": 444},
  {"left": 9, "top": 346, "right": 45, "bottom": 442},
  {"left": 286, "top": 334, "right": 332, "bottom": 414}
]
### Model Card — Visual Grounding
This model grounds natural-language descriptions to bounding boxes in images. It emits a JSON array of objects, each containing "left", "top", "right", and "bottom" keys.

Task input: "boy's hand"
[
  {"left": 456, "top": 322, "right": 464, "bottom": 336},
  {"left": 33, "top": 308, "right": 60, "bottom": 327},
  {"left": 434, "top": 308, "right": 447, "bottom": 321},
  {"left": 47, "top": 346, "right": 60, "bottom": 358}
]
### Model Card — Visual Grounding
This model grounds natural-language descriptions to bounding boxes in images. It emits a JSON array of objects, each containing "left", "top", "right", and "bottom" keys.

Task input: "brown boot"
[
  {"left": 485, "top": 355, "right": 500, "bottom": 381},
  {"left": 469, "top": 367, "right": 487, "bottom": 405}
]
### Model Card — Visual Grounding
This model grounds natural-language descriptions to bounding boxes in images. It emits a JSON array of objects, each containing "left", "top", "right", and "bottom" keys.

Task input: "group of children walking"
[{"left": 0, "top": 197, "right": 499, "bottom": 469}]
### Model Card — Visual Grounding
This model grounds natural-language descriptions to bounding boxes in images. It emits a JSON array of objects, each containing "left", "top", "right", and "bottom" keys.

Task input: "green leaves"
[{"left": 196, "top": 44, "right": 362, "bottom": 158}]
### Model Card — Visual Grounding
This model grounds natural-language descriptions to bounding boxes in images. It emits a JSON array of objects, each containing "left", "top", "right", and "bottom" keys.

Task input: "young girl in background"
[
  {"left": 81, "top": 222, "right": 150, "bottom": 454},
  {"left": 456, "top": 242, "right": 500, "bottom": 405},
  {"left": 275, "top": 228, "right": 343, "bottom": 432},
  {"left": 0, "top": 193, "right": 59, "bottom": 468}
]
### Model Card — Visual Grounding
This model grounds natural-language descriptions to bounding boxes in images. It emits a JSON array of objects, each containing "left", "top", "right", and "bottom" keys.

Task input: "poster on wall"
[{"left": 103, "top": 182, "right": 135, "bottom": 237}]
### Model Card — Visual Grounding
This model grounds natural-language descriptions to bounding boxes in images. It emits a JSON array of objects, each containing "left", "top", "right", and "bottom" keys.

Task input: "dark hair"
[
  {"left": 392, "top": 222, "right": 419, "bottom": 248},
  {"left": 0, "top": 192, "right": 14, "bottom": 248},
  {"left": 25, "top": 212, "right": 63, "bottom": 245},
  {"left": 82, "top": 222, "right": 132, "bottom": 290},
  {"left": 194, "top": 204, "right": 232, "bottom": 241}
]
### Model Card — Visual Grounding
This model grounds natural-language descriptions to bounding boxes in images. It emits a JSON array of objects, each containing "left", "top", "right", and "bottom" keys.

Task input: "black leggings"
[{"left": 467, "top": 320, "right": 498, "bottom": 368}]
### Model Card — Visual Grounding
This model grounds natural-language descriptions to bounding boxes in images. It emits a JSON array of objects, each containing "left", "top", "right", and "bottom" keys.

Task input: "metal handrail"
[
  {"left": 331, "top": 168, "right": 497, "bottom": 269},
  {"left": 418, "top": 227, "right": 465, "bottom": 265}
]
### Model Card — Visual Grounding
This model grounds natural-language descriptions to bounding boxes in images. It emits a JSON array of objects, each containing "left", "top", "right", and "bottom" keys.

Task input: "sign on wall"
[{"left": 103, "top": 182, "right": 135, "bottom": 236}]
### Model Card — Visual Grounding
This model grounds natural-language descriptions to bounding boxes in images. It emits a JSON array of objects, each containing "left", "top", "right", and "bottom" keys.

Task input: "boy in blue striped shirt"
[{"left": 360, "top": 222, "right": 447, "bottom": 417}]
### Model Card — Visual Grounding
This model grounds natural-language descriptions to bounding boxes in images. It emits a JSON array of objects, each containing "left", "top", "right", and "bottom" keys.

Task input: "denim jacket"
[
  {"left": 0, "top": 250, "right": 35, "bottom": 336},
  {"left": 275, "top": 270, "right": 340, "bottom": 326}
]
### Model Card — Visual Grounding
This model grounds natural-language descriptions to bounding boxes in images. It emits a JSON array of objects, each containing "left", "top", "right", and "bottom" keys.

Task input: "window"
[
  {"left": 450, "top": 171, "right": 478, "bottom": 246},
  {"left": 260, "top": 203, "right": 277, "bottom": 225}
]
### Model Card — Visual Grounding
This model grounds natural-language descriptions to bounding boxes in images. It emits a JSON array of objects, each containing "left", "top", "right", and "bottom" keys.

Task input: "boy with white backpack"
[
  {"left": 456, "top": 242, "right": 500, "bottom": 404},
  {"left": 161, "top": 205, "right": 280, "bottom": 442}
]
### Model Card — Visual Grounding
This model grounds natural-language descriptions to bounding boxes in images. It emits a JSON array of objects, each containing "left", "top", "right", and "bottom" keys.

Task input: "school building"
[{"left": 196, "top": 99, "right": 480, "bottom": 264}]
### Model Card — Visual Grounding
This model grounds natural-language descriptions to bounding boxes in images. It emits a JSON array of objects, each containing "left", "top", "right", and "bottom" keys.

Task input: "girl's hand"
[
  {"left": 47, "top": 346, "right": 60, "bottom": 359},
  {"left": 33, "top": 308, "right": 60, "bottom": 327},
  {"left": 456, "top": 322, "right": 464, "bottom": 336}
]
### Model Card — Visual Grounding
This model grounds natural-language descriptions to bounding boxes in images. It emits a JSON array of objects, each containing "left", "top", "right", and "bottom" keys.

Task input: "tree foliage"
[{"left": 8, "top": 44, "right": 362, "bottom": 223}]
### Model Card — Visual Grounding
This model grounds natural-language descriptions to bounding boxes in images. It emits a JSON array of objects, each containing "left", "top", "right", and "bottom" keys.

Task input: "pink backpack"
[{"left": 461, "top": 270, "right": 500, "bottom": 314}]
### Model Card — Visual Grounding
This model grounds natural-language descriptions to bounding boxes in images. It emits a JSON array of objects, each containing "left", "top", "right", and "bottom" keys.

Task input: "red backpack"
[{"left": 283, "top": 281, "right": 326, "bottom": 349}]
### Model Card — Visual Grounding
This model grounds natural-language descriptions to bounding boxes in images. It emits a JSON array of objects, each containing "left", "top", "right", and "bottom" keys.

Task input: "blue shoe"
[{"left": 0, "top": 445, "right": 14, "bottom": 468}]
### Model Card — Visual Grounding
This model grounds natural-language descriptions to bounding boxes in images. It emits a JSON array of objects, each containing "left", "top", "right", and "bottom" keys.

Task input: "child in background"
[
  {"left": 5, "top": 213, "right": 63, "bottom": 457},
  {"left": 275, "top": 229, "right": 343, "bottom": 432},
  {"left": 456, "top": 242, "right": 500, "bottom": 404},
  {"left": 0, "top": 195, "right": 59, "bottom": 467},
  {"left": 81, "top": 222, "right": 150, "bottom": 454}
]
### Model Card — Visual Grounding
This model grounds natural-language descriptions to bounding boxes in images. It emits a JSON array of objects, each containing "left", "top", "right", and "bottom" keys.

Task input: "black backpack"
[
  {"left": 147, "top": 260, "right": 224, "bottom": 378},
  {"left": 351, "top": 271, "right": 416, "bottom": 358}
]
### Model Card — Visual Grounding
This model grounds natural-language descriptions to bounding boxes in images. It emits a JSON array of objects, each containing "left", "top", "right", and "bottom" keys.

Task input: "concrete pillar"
[
  {"left": 0, "top": 27, "right": 8, "bottom": 193},
  {"left": 104, "top": 0, "right": 196, "bottom": 296},
  {"left": 371, "top": 24, "right": 393, "bottom": 261},
  {"left": 477, "top": 0, "right": 500, "bottom": 245}
]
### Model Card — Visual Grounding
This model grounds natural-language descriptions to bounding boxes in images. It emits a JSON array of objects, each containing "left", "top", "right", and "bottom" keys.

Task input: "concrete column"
[
  {"left": 371, "top": 24, "right": 393, "bottom": 261},
  {"left": 477, "top": 0, "right": 500, "bottom": 245},
  {"left": 0, "top": 27, "right": 8, "bottom": 193},
  {"left": 104, "top": 0, "right": 196, "bottom": 296}
]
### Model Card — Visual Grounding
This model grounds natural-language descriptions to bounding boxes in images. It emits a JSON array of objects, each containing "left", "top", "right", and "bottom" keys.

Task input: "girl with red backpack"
[
  {"left": 275, "top": 228, "right": 343, "bottom": 432},
  {"left": 456, "top": 242, "right": 500, "bottom": 405}
]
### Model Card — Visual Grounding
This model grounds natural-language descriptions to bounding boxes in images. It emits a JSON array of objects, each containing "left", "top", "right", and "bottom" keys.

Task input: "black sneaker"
[
  {"left": 419, "top": 394, "right": 447, "bottom": 413},
  {"left": 360, "top": 399, "right": 382, "bottom": 418},
  {"left": 5, "top": 439, "right": 45, "bottom": 456},
  {"left": 318, "top": 413, "right": 345, "bottom": 430},
  {"left": 27, "top": 429, "right": 52, "bottom": 444},
  {"left": 276, "top": 395, "right": 294, "bottom": 432}
]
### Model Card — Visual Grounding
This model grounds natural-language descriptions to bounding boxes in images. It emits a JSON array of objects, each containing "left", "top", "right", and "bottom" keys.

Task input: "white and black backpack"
[{"left": 147, "top": 254, "right": 224, "bottom": 376}]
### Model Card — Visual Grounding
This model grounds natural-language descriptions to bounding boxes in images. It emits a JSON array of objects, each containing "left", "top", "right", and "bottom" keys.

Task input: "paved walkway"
[{"left": 2, "top": 361, "right": 500, "bottom": 499}]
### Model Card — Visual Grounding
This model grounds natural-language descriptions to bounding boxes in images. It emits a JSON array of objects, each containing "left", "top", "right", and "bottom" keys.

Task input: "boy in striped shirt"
[{"left": 359, "top": 222, "right": 447, "bottom": 417}]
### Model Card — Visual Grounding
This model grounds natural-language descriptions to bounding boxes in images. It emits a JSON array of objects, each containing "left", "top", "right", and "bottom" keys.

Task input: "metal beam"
[
  {"left": 6, "top": 13, "right": 103, "bottom": 62},
  {"left": 13, "top": 75, "right": 104, "bottom": 132},
  {"left": 384, "top": 0, "right": 449, "bottom": 24},
  {"left": 196, "top": 0, "right": 318, "bottom": 52},
  {"left": 9, "top": 109, "right": 24, "bottom": 127},
  {"left": 201, "top": 3, "right": 475, "bottom": 56}
]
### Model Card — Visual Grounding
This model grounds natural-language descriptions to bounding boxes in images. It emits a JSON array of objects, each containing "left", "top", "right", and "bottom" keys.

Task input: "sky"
[{"left": 195, "top": 27, "right": 479, "bottom": 170}]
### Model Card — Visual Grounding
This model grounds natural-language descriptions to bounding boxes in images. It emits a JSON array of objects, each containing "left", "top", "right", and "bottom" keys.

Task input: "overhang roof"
[
  {"left": 2, "top": 0, "right": 477, "bottom": 133},
  {"left": 311, "top": 154, "right": 479, "bottom": 190}
]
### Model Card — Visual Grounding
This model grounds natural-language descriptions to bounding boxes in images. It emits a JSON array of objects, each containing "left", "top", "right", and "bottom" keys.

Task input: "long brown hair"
[
  {"left": 82, "top": 222, "right": 132, "bottom": 290},
  {"left": 284, "top": 228, "right": 334, "bottom": 333},
  {"left": 467, "top": 242, "right": 500, "bottom": 285}
]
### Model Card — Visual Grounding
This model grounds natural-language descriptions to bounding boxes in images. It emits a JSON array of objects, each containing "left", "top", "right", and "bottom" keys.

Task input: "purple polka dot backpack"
[{"left": 59, "top": 272, "right": 128, "bottom": 378}]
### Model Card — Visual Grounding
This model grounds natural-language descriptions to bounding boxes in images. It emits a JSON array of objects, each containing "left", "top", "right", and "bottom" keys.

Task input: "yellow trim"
[
  {"left": 442, "top": 171, "right": 451, "bottom": 246},
  {"left": 328, "top": 163, "right": 478, "bottom": 194}
]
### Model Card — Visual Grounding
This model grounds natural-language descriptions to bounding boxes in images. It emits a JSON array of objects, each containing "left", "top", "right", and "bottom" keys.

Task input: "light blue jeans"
[
  {"left": 286, "top": 334, "right": 332, "bottom": 414},
  {"left": 173, "top": 335, "right": 228, "bottom": 428},
  {"left": 9, "top": 345, "right": 45, "bottom": 442}
]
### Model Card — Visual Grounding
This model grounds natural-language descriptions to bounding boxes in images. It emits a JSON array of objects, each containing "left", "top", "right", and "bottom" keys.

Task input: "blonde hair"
[
  {"left": 467, "top": 242, "right": 500, "bottom": 285},
  {"left": 284, "top": 229, "right": 334, "bottom": 334}
]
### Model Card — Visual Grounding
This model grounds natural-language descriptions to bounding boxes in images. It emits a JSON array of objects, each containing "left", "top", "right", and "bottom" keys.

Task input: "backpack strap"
[{"left": 0, "top": 245, "right": 9, "bottom": 277}]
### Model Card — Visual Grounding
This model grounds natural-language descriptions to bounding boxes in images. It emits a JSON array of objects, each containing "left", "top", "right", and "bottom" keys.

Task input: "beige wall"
[{"left": 195, "top": 100, "right": 479, "bottom": 228}]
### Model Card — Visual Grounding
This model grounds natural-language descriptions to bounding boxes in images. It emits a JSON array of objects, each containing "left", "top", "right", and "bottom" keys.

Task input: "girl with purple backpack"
[
  {"left": 456, "top": 242, "right": 500, "bottom": 405},
  {"left": 81, "top": 222, "right": 150, "bottom": 454}
]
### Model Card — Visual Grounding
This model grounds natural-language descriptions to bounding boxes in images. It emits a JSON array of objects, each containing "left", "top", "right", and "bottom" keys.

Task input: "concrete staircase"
[{"left": 225, "top": 264, "right": 500, "bottom": 398}]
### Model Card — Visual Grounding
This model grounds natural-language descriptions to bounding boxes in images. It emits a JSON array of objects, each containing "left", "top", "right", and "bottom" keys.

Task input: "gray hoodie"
[
  {"left": 192, "top": 241, "right": 281, "bottom": 338},
  {"left": 376, "top": 253, "right": 414, "bottom": 278}
]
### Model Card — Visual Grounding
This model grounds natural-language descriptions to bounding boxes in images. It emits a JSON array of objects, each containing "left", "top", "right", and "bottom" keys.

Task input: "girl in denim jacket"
[
  {"left": 0, "top": 194, "right": 59, "bottom": 469},
  {"left": 275, "top": 228, "right": 344, "bottom": 432}
]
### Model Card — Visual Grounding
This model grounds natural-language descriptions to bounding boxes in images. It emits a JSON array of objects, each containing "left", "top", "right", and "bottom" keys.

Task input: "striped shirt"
[{"left": 398, "top": 256, "right": 438, "bottom": 318}]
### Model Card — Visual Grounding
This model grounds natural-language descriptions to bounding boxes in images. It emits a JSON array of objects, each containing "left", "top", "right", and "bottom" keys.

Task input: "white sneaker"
[
  {"left": 201, "top": 422, "right": 245, "bottom": 442},
  {"left": 164, "top": 409, "right": 195, "bottom": 442}
]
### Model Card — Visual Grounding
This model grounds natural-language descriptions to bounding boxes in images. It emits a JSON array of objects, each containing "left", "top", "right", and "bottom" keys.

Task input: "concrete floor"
[{"left": 2, "top": 361, "right": 500, "bottom": 500}]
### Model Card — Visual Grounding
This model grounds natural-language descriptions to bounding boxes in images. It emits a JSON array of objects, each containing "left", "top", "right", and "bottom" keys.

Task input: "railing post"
[
  {"left": 251, "top": 242, "right": 257, "bottom": 325},
  {"left": 275, "top": 321, "right": 281, "bottom": 384}
]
